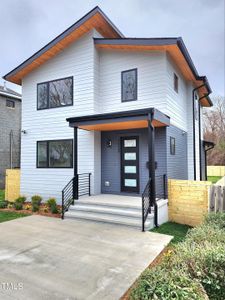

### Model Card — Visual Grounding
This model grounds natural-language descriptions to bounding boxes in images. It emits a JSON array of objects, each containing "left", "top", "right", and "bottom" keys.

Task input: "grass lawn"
[
  {"left": 0, "top": 211, "right": 30, "bottom": 223},
  {"left": 0, "top": 189, "right": 5, "bottom": 201},
  {"left": 151, "top": 221, "right": 192, "bottom": 245},
  {"left": 207, "top": 176, "right": 222, "bottom": 184}
]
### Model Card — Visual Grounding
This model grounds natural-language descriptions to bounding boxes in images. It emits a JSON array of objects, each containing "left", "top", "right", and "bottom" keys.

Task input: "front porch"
[{"left": 63, "top": 108, "right": 170, "bottom": 230}]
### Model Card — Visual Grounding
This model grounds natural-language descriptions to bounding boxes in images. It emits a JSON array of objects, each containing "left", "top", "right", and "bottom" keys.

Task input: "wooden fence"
[
  {"left": 207, "top": 166, "right": 225, "bottom": 177},
  {"left": 209, "top": 185, "right": 225, "bottom": 212},
  {"left": 5, "top": 169, "right": 20, "bottom": 202}
]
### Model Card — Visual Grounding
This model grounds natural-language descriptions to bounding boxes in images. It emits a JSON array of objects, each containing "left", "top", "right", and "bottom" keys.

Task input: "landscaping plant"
[
  {"left": 47, "top": 198, "right": 59, "bottom": 214},
  {"left": 14, "top": 202, "right": 23, "bottom": 210},
  {"left": 0, "top": 201, "right": 8, "bottom": 209},
  {"left": 131, "top": 213, "right": 225, "bottom": 300},
  {"left": 31, "top": 195, "right": 42, "bottom": 212}
]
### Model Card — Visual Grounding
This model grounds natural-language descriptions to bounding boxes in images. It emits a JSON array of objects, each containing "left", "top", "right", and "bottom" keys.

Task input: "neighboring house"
[
  {"left": 3, "top": 7, "right": 212, "bottom": 228},
  {"left": 0, "top": 84, "right": 21, "bottom": 188}
]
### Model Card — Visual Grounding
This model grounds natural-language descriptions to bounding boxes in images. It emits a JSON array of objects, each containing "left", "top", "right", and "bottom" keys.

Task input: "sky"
[{"left": 0, "top": 0, "right": 224, "bottom": 97}]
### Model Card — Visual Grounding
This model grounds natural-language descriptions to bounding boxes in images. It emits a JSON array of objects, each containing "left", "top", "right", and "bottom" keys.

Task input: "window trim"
[
  {"left": 170, "top": 137, "right": 176, "bottom": 155},
  {"left": 37, "top": 76, "right": 73, "bottom": 110},
  {"left": 174, "top": 73, "right": 179, "bottom": 93},
  {"left": 36, "top": 139, "right": 73, "bottom": 168},
  {"left": 6, "top": 99, "right": 15, "bottom": 108},
  {"left": 121, "top": 68, "right": 138, "bottom": 102}
]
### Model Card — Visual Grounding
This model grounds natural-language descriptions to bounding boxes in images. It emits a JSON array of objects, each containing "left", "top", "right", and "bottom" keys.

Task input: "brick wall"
[{"left": 168, "top": 179, "right": 212, "bottom": 226}]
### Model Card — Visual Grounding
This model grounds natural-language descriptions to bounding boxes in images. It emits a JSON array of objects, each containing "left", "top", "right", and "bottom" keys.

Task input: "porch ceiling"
[{"left": 67, "top": 108, "right": 170, "bottom": 131}]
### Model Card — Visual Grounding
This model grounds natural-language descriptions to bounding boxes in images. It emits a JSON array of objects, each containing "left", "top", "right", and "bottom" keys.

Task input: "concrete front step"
[
  {"left": 65, "top": 209, "right": 154, "bottom": 230},
  {"left": 74, "top": 198, "right": 141, "bottom": 210}
]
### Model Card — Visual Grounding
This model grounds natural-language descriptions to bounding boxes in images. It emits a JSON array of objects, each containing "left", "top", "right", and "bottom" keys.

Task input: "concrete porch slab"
[{"left": 0, "top": 215, "right": 172, "bottom": 300}]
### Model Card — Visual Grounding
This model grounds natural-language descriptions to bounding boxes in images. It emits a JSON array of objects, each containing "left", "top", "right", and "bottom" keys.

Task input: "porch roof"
[{"left": 66, "top": 108, "right": 170, "bottom": 131}]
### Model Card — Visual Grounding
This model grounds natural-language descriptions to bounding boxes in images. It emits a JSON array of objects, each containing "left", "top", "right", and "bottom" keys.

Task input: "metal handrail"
[
  {"left": 61, "top": 173, "right": 91, "bottom": 219},
  {"left": 142, "top": 178, "right": 151, "bottom": 232}
]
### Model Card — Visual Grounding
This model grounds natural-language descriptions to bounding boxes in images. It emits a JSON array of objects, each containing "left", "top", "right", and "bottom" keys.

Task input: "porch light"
[{"left": 106, "top": 139, "right": 112, "bottom": 148}]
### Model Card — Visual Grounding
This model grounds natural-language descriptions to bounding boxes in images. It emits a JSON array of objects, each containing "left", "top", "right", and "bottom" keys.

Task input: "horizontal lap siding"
[
  {"left": 21, "top": 31, "right": 97, "bottom": 203},
  {"left": 167, "top": 125, "right": 188, "bottom": 180},
  {"left": 98, "top": 50, "right": 167, "bottom": 114}
]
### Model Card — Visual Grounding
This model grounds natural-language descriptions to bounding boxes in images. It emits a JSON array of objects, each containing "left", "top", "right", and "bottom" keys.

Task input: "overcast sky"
[{"left": 1, "top": 0, "right": 224, "bottom": 97}]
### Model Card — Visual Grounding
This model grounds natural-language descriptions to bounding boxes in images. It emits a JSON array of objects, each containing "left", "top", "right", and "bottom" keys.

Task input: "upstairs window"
[
  {"left": 121, "top": 69, "right": 137, "bottom": 102},
  {"left": 37, "top": 77, "right": 73, "bottom": 110},
  {"left": 6, "top": 99, "right": 15, "bottom": 108},
  {"left": 170, "top": 137, "right": 176, "bottom": 155},
  {"left": 37, "top": 139, "right": 73, "bottom": 168},
  {"left": 174, "top": 73, "right": 179, "bottom": 93}
]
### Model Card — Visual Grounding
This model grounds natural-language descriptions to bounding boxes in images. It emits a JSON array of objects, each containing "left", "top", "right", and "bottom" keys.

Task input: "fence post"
[
  {"left": 223, "top": 187, "right": 225, "bottom": 211},
  {"left": 209, "top": 185, "right": 215, "bottom": 212}
]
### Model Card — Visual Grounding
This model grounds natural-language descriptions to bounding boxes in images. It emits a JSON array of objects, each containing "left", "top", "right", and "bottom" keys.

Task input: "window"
[
  {"left": 37, "top": 139, "right": 73, "bottom": 168},
  {"left": 121, "top": 69, "right": 137, "bottom": 102},
  {"left": 37, "top": 77, "right": 73, "bottom": 110},
  {"left": 6, "top": 99, "right": 15, "bottom": 108},
  {"left": 174, "top": 73, "right": 179, "bottom": 93},
  {"left": 170, "top": 137, "right": 176, "bottom": 155}
]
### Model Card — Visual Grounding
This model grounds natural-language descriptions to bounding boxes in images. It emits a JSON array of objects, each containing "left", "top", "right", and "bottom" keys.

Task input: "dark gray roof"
[
  {"left": 0, "top": 85, "right": 21, "bottom": 99},
  {"left": 94, "top": 37, "right": 212, "bottom": 95}
]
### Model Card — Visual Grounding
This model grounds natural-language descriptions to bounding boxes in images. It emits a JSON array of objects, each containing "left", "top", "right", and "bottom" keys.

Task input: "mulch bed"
[{"left": 0, "top": 203, "right": 62, "bottom": 218}]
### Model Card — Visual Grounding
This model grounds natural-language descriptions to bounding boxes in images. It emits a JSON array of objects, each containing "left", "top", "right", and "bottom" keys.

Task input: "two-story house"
[
  {"left": 4, "top": 7, "right": 212, "bottom": 229},
  {"left": 0, "top": 84, "right": 21, "bottom": 188}
]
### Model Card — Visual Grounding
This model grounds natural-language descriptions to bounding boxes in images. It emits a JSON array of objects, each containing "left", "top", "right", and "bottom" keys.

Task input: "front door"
[{"left": 121, "top": 136, "right": 139, "bottom": 193}]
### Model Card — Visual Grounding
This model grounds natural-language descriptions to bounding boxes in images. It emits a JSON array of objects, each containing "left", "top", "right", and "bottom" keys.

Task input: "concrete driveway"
[{"left": 0, "top": 215, "right": 171, "bottom": 300}]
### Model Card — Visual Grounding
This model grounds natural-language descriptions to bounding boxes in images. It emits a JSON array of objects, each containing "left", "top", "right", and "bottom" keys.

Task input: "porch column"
[
  {"left": 73, "top": 127, "right": 78, "bottom": 201},
  {"left": 148, "top": 112, "right": 157, "bottom": 227}
]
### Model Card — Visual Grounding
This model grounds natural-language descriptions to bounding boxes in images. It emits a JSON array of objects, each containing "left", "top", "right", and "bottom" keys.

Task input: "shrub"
[
  {"left": 47, "top": 198, "right": 56, "bottom": 208},
  {"left": 14, "top": 202, "right": 23, "bottom": 210},
  {"left": 0, "top": 201, "right": 8, "bottom": 209},
  {"left": 15, "top": 196, "right": 26, "bottom": 204},
  {"left": 24, "top": 205, "right": 31, "bottom": 210},
  {"left": 32, "top": 204, "right": 39, "bottom": 212},
  {"left": 131, "top": 213, "right": 225, "bottom": 300},
  {"left": 50, "top": 203, "right": 59, "bottom": 214},
  {"left": 43, "top": 207, "right": 49, "bottom": 213},
  {"left": 31, "top": 195, "right": 42, "bottom": 206}
]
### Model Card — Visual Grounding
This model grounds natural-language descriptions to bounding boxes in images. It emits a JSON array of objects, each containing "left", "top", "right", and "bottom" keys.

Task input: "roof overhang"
[
  {"left": 0, "top": 90, "right": 21, "bottom": 100},
  {"left": 67, "top": 108, "right": 170, "bottom": 131},
  {"left": 3, "top": 6, "right": 123, "bottom": 85},
  {"left": 94, "top": 38, "right": 212, "bottom": 107}
]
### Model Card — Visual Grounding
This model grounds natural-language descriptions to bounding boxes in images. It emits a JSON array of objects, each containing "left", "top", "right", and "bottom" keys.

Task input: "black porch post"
[
  {"left": 148, "top": 112, "right": 157, "bottom": 227},
  {"left": 73, "top": 127, "right": 78, "bottom": 201}
]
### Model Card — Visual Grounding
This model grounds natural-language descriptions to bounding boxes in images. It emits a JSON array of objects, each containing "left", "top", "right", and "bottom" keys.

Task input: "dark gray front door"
[{"left": 120, "top": 136, "right": 139, "bottom": 193}]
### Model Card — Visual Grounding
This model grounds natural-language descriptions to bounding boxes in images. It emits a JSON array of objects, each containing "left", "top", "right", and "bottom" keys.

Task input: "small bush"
[
  {"left": 24, "top": 205, "right": 31, "bottom": 210},
  {"left": 43, "top": 207, "right": 49, "bottom": 213},
  {"left": 31, "top": 195, "right": 42, "bottom": 212},
  {"left": 15, "top": 196, "right": 26, "bottom": 204},
  {"left": 50, "top": 203, "right": 59, "bottom": 214},
  {"left": 204, "top": 212, "right": 225, "bottom": 229},
  {"left": 47, "top": 198, "right": 57, "bottom": 208},
  {"left": 0, "top": 201, "right": 8, "bottom": 209},
  {"left": 32, "top": 204, "right": 39, "bottom": 212},
  {"left": 14, "top": 202, "right": 23, "bottom": 210}
]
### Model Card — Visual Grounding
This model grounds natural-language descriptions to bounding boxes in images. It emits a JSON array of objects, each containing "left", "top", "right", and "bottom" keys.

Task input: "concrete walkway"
[{"left": 0, "top": 215, "right": 172, "bottom": 300}]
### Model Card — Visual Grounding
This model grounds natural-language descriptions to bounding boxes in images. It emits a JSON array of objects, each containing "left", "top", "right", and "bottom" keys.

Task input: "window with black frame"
[
  {"left": 37, "top": 140, "right": 73, "bottom": 168},
  {"left": 121, "top": 69, "right": 137, "bottom": 102},
  {"left": 37, "top": 77, "right": 73, "bottom": 110},
  {"left": 170, "top": 137, "right": 176, "bottom": 155}
]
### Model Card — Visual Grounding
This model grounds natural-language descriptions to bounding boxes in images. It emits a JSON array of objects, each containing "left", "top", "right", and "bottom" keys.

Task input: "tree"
[{"left": 203, "top": 96, "right": 225, "bottom": 165}]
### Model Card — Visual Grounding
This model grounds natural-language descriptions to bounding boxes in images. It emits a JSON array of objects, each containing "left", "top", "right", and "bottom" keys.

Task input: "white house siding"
[
  {"left": 98, "top": 50, "right": 168, "bottom": 114},
  {"left": 21, "top": 30, "right": 101, "bottom": 202}
]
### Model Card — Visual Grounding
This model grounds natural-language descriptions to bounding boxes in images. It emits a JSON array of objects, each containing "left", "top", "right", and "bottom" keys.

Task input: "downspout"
[
  {"left": 198, "top": 93, "right": 210, "bottom": 180},
  {"left": 192, "top": 84, "right": 206, "bottom": 180}
]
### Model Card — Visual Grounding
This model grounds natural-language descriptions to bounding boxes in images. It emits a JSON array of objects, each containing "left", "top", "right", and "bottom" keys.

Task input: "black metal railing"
[
  {"left": 156, "top": 174, "right": 168, "bottom": 199},
  {"left": 142, "top": 178, "right": 151, "bottom": 232},
  {"left": 78, "top": 173, "right": 91, "bottom": 197},
  {"left": 61, "top": 173, "right": 91, "bottom": 219},
  {"left": 62, "top": 177, "right": 75, "bottom": 219}
]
